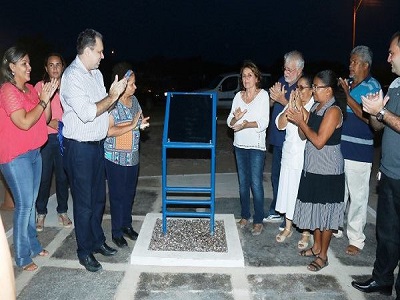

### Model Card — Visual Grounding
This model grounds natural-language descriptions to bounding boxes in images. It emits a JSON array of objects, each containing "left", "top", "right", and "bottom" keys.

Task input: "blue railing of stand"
[{"left": 162, "top": 92, "right": 217, "bottom": 235}]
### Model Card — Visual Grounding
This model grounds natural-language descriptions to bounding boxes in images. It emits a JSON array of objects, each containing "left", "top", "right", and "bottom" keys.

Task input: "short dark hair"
[
  {"left": 76, "top": 29, "right": 103, "bottom": 55},
  {"left": 1, "top": 46, "right": 29, "bottom": 84}
]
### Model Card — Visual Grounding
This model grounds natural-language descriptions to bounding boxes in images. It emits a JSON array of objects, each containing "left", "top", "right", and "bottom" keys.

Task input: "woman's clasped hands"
[
  {"left": 231, "top": 107, "right": 248, "bottom": 131},
  {"left": 286, "top": 90, "right": 304, "bottom": 126}
]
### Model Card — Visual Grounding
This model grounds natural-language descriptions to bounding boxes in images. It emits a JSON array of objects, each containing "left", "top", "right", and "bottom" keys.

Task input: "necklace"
[{"left": 13, "top": 83, "right": 27, "bottom": 94}]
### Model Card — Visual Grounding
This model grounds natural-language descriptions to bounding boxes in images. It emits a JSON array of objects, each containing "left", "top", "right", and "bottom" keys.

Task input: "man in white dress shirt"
[{"left": 60, "top": 28, "right": 127, "bottom": 272}]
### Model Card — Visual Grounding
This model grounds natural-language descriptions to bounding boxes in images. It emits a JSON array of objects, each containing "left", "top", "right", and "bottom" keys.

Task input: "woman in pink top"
[
  {"left": 35, "top": 53, "right": 71, "bottom": 232},
  {"left": 0, "top": 46, "right": 58, "bottom": 271}
]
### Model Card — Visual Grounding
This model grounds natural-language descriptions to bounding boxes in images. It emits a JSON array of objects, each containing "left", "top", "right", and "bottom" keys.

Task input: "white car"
[{"left": 197, "top": 73, "right": 271, "bottom": 109}]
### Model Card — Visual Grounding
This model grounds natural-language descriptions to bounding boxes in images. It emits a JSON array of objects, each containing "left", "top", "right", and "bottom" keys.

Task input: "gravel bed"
[{"left": 149, "top": 218, "right": 227, "bottom": 252}]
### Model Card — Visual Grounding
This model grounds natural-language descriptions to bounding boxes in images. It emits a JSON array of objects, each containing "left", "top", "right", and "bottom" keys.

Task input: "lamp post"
[
  {"left": 352, "top": 0, "right": 363, "bottom": 49},
  {"left": 352, "top": 0, "right": 381, "bottom": 48}
]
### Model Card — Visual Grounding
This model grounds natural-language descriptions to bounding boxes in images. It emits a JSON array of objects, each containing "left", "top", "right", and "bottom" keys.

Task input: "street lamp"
[
  {"left": 352, "top": 0, "right": 363, "bottom": 49},
  {"left": 352, "top": 0, "right": 381, "bottom": 48}
]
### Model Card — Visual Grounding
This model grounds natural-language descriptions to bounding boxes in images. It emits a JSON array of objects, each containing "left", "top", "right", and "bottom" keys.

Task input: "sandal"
[
  {"left": 276, "top": 228, "right": 293, "bottom": 242},
  {"left": 298, "top": 232, "right": 311, "bottom": 250},
  {"left": 238, "top": 219, "right": 248, "bottom": 229},
  {"left": 299, "top": 247, "right": 320, "bottom": 257},
  {"left": 307, "top": 256, "right": 329, "bottom": 272},
  {"left": 38, "top": 249, "right": 49, "bottom": 257},
  {"left": 22, "top": 262, "right": 38, "bottom": 271},
  {"left": 251, "top": 223, "right": 263, "bottom": 236},
  {"left": 58, "top": 213, "right": 72, "bottom": 228},
  {"left": 36, "top": 214, "right": 46, "bottom": 232}
]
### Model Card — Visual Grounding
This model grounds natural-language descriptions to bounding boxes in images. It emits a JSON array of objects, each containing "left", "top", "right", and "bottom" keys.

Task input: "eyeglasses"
[
  {"left": 312, "top": 84, "right": 329, "bottom": 91},
  {"left": 282, "top": 67, "right": 296, "bottom": 73},
  {"left": 297, "top": 85, "right": 311, "bottom": 91}
]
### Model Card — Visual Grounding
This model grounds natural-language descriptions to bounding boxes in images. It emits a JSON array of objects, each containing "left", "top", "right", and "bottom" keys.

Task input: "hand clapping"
[
  {"left": 40, "top": 78, "right": 60, "bottom": 103},
  {"left": 286, "top": 104, "right": 303, "bottom": 126},
  {"left": 361, "top": 90, "right": 389, "bottom": 115},
  {"left": 109, "top": 75, "right": 128, "bottom": 101},
  {"left": 231, "top": 107, "right": 247, "bottom": 131},
  {"left": 269, "top": 82, "right": 286, "bottom": 105}
]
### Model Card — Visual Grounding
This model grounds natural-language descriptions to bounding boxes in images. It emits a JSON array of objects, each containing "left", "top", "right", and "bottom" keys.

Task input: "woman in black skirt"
[{"left": 286, "top": 70, "right": 346, "bottom": 272}]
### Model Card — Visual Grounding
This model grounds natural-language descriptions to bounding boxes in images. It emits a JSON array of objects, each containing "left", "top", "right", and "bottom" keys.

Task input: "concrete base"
[{"left": 131, "top": 213, "right": 244, "bottom": 267}]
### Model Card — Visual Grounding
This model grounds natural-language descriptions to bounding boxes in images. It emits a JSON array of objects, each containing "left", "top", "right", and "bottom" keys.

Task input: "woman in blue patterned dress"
[
  {"left": 104, "top": 69, "right": 149, "bottom": 248},
  {"left": 286, "top": 70, "right": 346, "bottom": 272}
]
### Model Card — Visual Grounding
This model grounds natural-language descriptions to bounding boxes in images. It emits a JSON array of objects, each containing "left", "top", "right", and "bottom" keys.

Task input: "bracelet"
[{"left": 39, "top": 100, "right": 47, "bottom": 109}]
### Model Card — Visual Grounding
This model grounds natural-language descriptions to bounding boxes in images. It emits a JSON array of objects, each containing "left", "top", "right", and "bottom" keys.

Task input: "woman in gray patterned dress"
[{"left": 286, "top": 70, "right": 346, "bottom": 272}]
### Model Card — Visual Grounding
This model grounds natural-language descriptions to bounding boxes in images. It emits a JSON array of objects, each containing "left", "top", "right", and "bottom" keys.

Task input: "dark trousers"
[
  {"left": 268, "top": 145, "right": 282, "bottom": 215},
  {"left": 63, "top": 138, "right": 106, "bottom": 260},
  {"left": 372, "top": 172, "right": 400, "bottom": 294},
  {"left": 105, "top": 159, "right": 139, "bottom": 237},
  {"left": 36, "top": 134, "right": 69, "bottom": 215}
]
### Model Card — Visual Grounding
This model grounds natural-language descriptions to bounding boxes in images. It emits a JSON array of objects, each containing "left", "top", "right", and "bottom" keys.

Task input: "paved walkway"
[{"left": 0, "top": 172, "right": 396, "bottom": 299}]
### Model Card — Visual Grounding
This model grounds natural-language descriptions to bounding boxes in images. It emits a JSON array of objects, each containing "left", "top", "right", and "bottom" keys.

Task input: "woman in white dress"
[{"left": 274, "top": 75, "right": 314, "bottom": 248}]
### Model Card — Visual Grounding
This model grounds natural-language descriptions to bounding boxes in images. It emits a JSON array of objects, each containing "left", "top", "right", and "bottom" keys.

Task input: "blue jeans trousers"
[
  {"left": 234, "top": 147, "right": 265, "bottom": 224},
  {"left": 372, "top": 172, "right": 400, "bottom": 294},
  {"left": 63, "top": 138, "right": 106, "bottom": 260},
  {"left": 0, "top": 149, "right": 44, "bottom": 267},
  {"left": 105, "top": 159, "right": 139, "bottom": 238},
  {"left": 269, "top": 145, "right": 282, "bottom": 215},
  {"left": 36, "top": 134, "right": 69, "bottom": 215}
]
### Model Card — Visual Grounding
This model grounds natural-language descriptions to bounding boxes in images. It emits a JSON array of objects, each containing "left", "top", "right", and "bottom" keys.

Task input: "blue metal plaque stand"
[{"left": 161, "top": 92, "right": 217, "bottom": 234}]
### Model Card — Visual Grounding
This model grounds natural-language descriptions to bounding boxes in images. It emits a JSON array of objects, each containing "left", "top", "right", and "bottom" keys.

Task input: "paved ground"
[{"left": 0, "top": 110, "right": 394, "bottom": 299}]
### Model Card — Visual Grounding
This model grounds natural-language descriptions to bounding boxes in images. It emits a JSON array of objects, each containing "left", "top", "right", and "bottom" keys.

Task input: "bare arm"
[
  {"left": 107, "top": 111, "right": 141, "bottom": 137},
  {"left": 287, "top": 106, "right": 341, "bottom": 149},
  {"left": 338, "top": 77, "right": 369, "bottom": 123},
  {"left": 10, "top": 79, "right": 58, "bottom": 130}
]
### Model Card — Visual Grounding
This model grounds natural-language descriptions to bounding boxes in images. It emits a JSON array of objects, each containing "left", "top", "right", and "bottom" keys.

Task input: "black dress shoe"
[
  {"left": 122, "top": 227, "right": 139, "bottom": 240},
  {"left": 94, "top": 242, "right": 117, "bottom": 256},
  {"left": 112, "top": 236, "right": 128, "bottom": 248},
  {"left": 351, "top": 278, "right": 392, "bottom": 296},
  {"left": 79, "top": 253, "right": 102, "bottom": 272}
]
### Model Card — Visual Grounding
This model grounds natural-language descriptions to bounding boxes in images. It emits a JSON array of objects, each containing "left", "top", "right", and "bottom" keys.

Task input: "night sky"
[{"left": 1, "top": 1, "right": 399, "bottom": 76}]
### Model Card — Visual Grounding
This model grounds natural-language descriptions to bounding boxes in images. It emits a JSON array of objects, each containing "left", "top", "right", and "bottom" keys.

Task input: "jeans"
[
  {"left": 36, "top": 134, "right": 69, "bottom": 215},
  {"left": 372, "top": 172, "right": 400, "bottom": 294},
  {"left": 269, "top": 145, "right": 282, "bottom": 216},
  {"left": 63, "top": 138, "right": 106, "bottom": 260},
  {"left": 105, "top": 159, "right": 139, "bottom": 237},
  {"left": 0, "top": 149, "right": 44, "bottom": 267},
  {"left": 234, "top": 146, "right": 265, "bottom": 224}
]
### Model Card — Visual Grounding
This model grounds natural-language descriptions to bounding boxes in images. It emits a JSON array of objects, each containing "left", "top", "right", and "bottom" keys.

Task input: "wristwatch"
[{"left": 376, "top": 107, "right": 387, "bottom": 122}]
